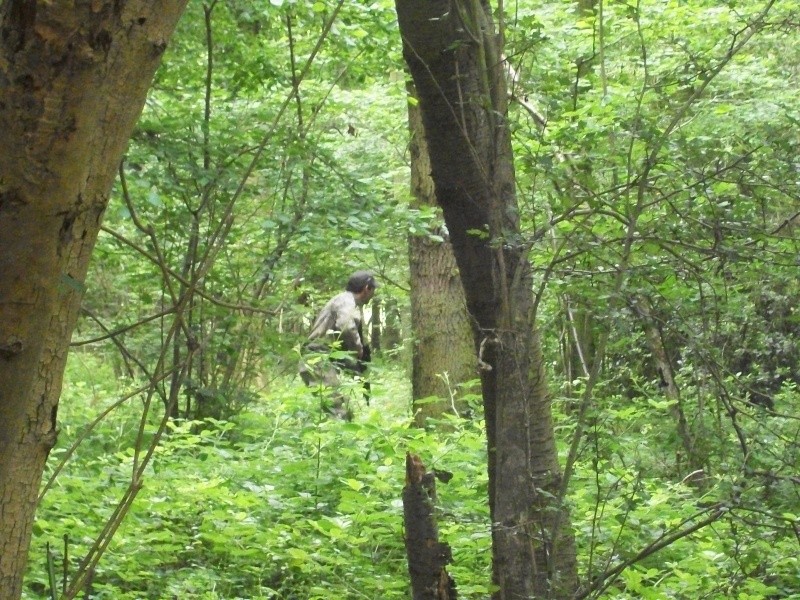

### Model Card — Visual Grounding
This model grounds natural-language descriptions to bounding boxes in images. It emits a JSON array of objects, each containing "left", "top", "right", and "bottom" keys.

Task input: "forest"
[{"left": 0, "top": 0, "right": 798, "bottom": 598}]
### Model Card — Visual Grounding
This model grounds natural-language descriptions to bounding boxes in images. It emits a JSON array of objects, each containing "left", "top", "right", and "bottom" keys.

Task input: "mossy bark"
[
  {"left": 408, "top": 83, "right": 476, "bottom": 426},
  {"left": 0, "top": 2, "right": 187, "bottom": 597}
]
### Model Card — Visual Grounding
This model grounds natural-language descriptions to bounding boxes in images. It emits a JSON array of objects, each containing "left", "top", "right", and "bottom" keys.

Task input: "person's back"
[
  {"left": 298, "top": 271, "right": 378, "bottom": 418},
  {"left": 305, "top": 290, "right": 363, "bottom": 355}
]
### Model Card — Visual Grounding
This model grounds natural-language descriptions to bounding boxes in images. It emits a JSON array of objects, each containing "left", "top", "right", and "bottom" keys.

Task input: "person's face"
[{"left": 360, "top": 285, "right": 376, "bottom": 305}]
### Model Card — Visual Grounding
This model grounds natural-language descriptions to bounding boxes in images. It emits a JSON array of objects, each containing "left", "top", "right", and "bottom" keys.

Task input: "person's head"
[{"left": 346, "top": 270, "right": 378, "bottom": 305}]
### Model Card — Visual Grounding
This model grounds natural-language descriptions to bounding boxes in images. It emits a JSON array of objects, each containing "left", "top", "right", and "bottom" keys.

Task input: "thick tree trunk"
[
  {"left": 395, "top": 0, "right": 578, "bottom": 597},
  {"left": 0, "top": 2, "right": 187, "bottom": 597},
  {"left": 408, "top": 83, "right": 476, "bottom": 426}
]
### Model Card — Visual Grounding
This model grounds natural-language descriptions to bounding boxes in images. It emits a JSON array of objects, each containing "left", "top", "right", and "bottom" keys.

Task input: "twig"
[
  {"left": 71, "top": 307, "right": 176, "bottom": 347},
  {"left": 575, "top": 506, "right": 727, "bottom": 600}
]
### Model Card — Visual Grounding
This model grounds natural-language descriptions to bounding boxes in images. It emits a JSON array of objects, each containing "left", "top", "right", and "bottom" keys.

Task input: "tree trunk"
[
  {"left": 0, "top": 3, "right": 187, "bottom": 597},
  {"left": 403, "top": 453, "right": 457, "bottom": 600},
  {"left": 395, "top": 0, "right": 578, "bottom": 597},
  {"left": 558, "top": 299, "right": 594, "bottom": 402},
  {"left": 381, "top": 295, "right": 403, "bottom": 350},
  {"left": 370, "top": 296, "right": 382, "bottom": 353},
  {"left": 407, "top": 82, "right": 476, "bottom": 426},
  {"left": 631, "top": 296, "right": 701, "bottom": 473}
]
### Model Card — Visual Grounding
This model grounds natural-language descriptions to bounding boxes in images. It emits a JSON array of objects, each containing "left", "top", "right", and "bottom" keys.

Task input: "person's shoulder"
[
  {"left": 331, "top": 291, "right": 356, "bottom": 306},
  {"left": 328, "top": 291, "right": 358, "bottom": 315},
  {"left": 321, "top": 290, "right": 347, "bottom": 307}
]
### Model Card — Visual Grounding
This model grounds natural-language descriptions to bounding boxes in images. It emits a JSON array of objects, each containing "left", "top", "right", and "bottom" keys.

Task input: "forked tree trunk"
[
  {"left": 395, "top": 0, "right": 578, "bottom": 597},
  {"left": 408, "top": 83, "right": 476, "bottom": 426},
  {"left": 0, "top": 3, "right": 187, "bottom": 597}
]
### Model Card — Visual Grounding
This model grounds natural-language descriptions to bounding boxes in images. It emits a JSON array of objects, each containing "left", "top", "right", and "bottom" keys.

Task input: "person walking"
[{"left": 299, "top": 270, "right": 378, "bottom": 418}]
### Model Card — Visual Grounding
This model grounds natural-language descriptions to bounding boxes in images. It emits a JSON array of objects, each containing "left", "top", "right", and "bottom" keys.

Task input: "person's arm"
[{"left": 306, "top": 300, "right": 335, "bottom": 342}]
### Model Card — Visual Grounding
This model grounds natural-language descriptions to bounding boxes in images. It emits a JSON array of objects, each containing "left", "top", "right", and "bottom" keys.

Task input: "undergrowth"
[{"left": 24, "top": 354, "right": 799, "bottom": 599}]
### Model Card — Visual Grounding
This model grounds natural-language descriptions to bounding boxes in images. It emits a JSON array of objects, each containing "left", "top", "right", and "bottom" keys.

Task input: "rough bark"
[
  {"left": 0, "top": 2, "right": 187, "bottom": 597},
  {"left": 395, "top": 0, "right": 578, "bottom": 597},
  {"left": 408, "top": 82, "right": 476, "bottom": 426},
  {"left": 403, "top": 453, "right": 457, "bottom": 600}
]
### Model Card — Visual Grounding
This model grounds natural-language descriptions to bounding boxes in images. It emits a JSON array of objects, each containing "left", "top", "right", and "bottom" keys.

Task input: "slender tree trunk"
[
  {"left": 0, "top": 3, "right": 187, "bottom": 597},
  {"left": 558, "top": 299, "right": 594, "bottom": 401},
  {"left": 407, "top": 82, "right": 476, "bottom": 426},
  {"left": 395, "top": 0, "right": 578, "bottom": 597},
  {"left": 631, "top": 296, "right": 701, "bottom": 473},
  {"left": 382, "top": 296, "right": 403, "bottom": 349},
  {"left": 370, "top": 296, "right": 382, "bottom": 353}
]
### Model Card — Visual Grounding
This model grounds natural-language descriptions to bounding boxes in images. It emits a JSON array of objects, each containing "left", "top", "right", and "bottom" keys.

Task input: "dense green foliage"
[
  {"left": 27, "top": 358, "right": 494, "bottom": 599},
  {"left": 23, "top": 0, "right": 799, "bottom": 598},
  {"left": 27, "top": 357, "right": 798, "bottom": 598}
]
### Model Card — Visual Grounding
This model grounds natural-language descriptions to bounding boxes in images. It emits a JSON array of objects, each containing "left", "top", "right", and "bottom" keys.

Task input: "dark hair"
[{"left": 346, "top": 270, "right": 378, "bottom": 293}]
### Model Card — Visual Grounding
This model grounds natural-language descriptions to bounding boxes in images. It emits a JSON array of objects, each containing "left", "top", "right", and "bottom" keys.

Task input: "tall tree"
[
  {"left": 0, "top": 2, "right": 187, "bottom": 597},
  {"left": 395, "top": 0, "right": 578, "bottom": 597},
  {"left": 407, "top": 83, "right": 476, "bottom": 426}
]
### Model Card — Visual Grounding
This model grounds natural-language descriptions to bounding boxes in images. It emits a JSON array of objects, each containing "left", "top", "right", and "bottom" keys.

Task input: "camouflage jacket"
[{"left": 305, "top": 291, "right": 364, "bottom": 358}]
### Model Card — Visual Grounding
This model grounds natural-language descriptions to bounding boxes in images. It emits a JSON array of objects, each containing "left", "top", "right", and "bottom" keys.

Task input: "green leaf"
[{"left": 342, "top": 478, "right": 365, "bottom": 491}]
